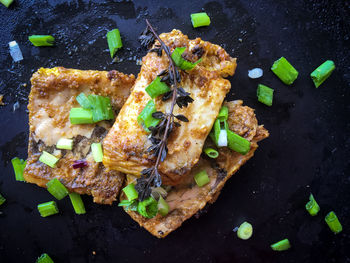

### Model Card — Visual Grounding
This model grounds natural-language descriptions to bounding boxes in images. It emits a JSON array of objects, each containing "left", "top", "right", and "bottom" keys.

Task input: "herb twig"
[{"left": 135, "top": 20, "right": 192, "bottom": 201}]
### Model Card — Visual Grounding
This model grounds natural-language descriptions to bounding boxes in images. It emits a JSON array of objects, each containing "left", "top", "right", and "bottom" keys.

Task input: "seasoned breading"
[
  {"left": 103, "top": 29, "right": 237, "bottom": 185},
  {"left": 121, "top": 101, "right": 269, "bottom": 237},
  {"left": 24, "top": 67, "right": 135, "bottom": 204}
]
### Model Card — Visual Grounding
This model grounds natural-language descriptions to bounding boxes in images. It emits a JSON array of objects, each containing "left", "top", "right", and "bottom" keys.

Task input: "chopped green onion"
[
  {"left": 46, "top": 178, "right": 68, "bottom": 200},
  {"left": 107, "top": 29, "right": 123, "bottom": 58},
  {"left": 11, "top": 157, "right": 27, "bottom": 181},
  {"left": 0, "top": 0, "right": 14, "bottom": 8},
  {"left": 137, "top": 196, "right": 158, "bottom": 218},
  {"left": 69, "top": 108, "right": 94, "bottom": 124},
  {"left": 194, "top": 170, "right": 210, "bottom": 187},
  {"left": 212, "top": 119, "right": 228, "bottom": 147},
  {"left": 122, "top": 183, "right": 138, "bottom": 201},
  {"left": 36, "top": 253, "right": 54, "bottom": 263},
  {"left": 28, "top": 35, "right": 55, "bottom": 47},
  {"left": 137, "top": 100, "right": 160, "bottom": 132},
  {"left": 158, "top": 196, "right": 169, "bottom": 216},
  {"left": 217, "top": 106, "right": 228, "bottom": 121},
  {"left": 145, "top": 76, "right": 170, "bottom": 99},
  {"left": 271, "top": 57, "right": 299, "bottom": 85},
  {"left": 91, "top": 143, "right": 103, "bottom": 163},
  {"left": 271, "top": 239, "right": 291, "bottom": 251},
  {"left": 257, "top": 84, "right": 274, "bottom": 106},
  {"left": 190, "top": 12, "right": 211, "bottom": 28},
  {"left": 310, "top": 60, "right": 335, "bottom": 88},
  {"left": 39, "top": 151, "right": 59, "bottom": 168},
  {"left": 204, "top": 147, "right": 219, "bottom": 158},
  {"left": 118, "top": 199, "right": 138, "bottom": 211},
  {"left": 227, "top": 130, "right": 251, "bottom": 155},
  {"left": 76, "top": 92, "right": 93, "bottom": 109},
  {"left": 325, "top": 211, "right": 342, "bottom": 234},
  {"left": 69, "top": 193, "right": 86, "bottom": 215},
  {"left": 56, "top": 138, "right": 73, "bottom": 150},
  {"left": 305, "top": 193, "right": 320, "bottom": 216},
  {"left": 237, "top": 221, "right": 253, "bottom": 240},
  {"left": 0, "top": 193, "right": 6, "bottom": 206},
  {"left": 87, "top": 95, "right": 114, "bottom": 123},
  {"left": 171, "top": 47, "right": 202, "bottom": 70},
  {"left": 37, "top": 201, "right": 59, "bottom": 217}
]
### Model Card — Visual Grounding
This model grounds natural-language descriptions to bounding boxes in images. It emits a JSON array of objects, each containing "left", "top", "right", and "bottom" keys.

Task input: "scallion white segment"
[
  {"left": 9, "top": 41, "right": 23, "bottom": 62},
  {"left": 248, "top": 68, "right": 263, "bottom": 79},
  {"left": 217, "top": 129, "right": 227, "bottom": 147},
  {"left": 91, "top": 143, "right": 103, "bottom": 163},
  {"left": 56, "top": 138, "right": 73, "bottom": 150}
]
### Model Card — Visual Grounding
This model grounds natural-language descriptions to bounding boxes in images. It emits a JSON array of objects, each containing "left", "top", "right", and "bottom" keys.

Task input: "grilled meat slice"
[
  {"left": 103, "top": 29, "right": 237, "bottom": 185},
  {"left": 23, "top": 67, "right": 135, "bottom": 204},
  {"left": 121, "top": 101, "right": 269, "bottom": 237}
]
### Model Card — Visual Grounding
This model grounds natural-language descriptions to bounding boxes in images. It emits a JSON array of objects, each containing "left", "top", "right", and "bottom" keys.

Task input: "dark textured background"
[{"left": 0, "top": 0, "right": 349, "bottom": 262}]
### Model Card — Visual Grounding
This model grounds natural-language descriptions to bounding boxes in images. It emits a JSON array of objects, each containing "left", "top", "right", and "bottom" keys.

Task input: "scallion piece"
[
  {"left": 87, "top": 95, "right": 114, "bottom": 123},
  {"left": 325, "top": 211, "right": 342, "bottom": 234},
  {"left": 218, "top": 129, "right": 228, "bottom": 147},
  {"left": 237, "top": 222, "right": 253, "bottom": 240},
  {"left": 257, "top": 84, "right": 274, "bottom": 106},
  {"left": 91, "top": 143, "right": 103, "bottom": 163},
  {"left": 122, "top": 183, "right": 138, "bottom": 201},
  {"left": 118, "top": 199, "right": 138, "bottom": 211},
  {"left": 39, "top": 151, "right": 59, "bottom": 168},
  {"left": 212, "top": 119, "right": 228, "bottom": 147},
  {"left": 145, "top": 76, "right": 170, "bottom": 99},
  {"left": 310, "top": 60, "right": 335, "bottom": 88},
  {"left": 0, "top": 0, "right": 14, "bottom": 8},
  {"left": 137, "top": 100, "right": 160, "bottom": 131},
  {"left": 0, "top": 193, "right": 6, "bottom": 206},
  {"left": 46, "top": 178, "right": 68, "bottom": 200},
  {"left": 271, "top": 239, "right": 291, "bottom": 251},
  {"left": 305, "top": 193, "right": 320, "bottom": 216},
  {"left": 56, "top": 138, "right": 73, "bottom": 150},
  {"left": 76, "top": 92, "right": 93, "bottom": 109},
  {"left": 28, "top": 35, "right": 55, "bottom": 47},
  {"left": 69, "top": 192, "right": 86, "bottom": 215},
  {"left": 37, "top": 201, "right": 59, "bottom": 217},
  {"left": 227, "top": 130, "right": 251, "bottom": 155},
  {"left": 137, "top": 196, "right": 158, "bottom": 218},
  {"left": 217, "top": 106, "right": 228, "bottom": 121},
  {"left": 171, "top": 47, "right": 202, "bottom": 70},
  {"left": 11, "top": 157, "right": 27, "bottom": 181},
  {"left": 36, "top": 253, "right": 54, "bottom": 263},
  {"left": 107, "top": 29, "right": 123, "bottom": 58},
  {"left": 194, "top": 170, "right": 210, "bottom": 187},
  {"left": 158, "top": 195, "right": 169, "bottom": 216},
  {"left": 190, "top": 12, "right": 211, "bottom": 28},
  {"left": 271, "top": 57, "right": 299, "bottom": 85},
  {"left": 69, "top": 108, "right": 94, "bottom": 124},
  {"left": 204, "top": 147, "right": 219, "bottom": 158}
]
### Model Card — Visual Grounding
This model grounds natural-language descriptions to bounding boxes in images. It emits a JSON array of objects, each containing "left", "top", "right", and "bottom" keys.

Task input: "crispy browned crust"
[
  {"left": 103, "top": 29, "right": 237, "bottom": 185},
  {"left": 24, "top": 67, "right": 135, "bottom": 204},
  {"left": 122, "top": 101, "right": 269, "bottom": 237}
]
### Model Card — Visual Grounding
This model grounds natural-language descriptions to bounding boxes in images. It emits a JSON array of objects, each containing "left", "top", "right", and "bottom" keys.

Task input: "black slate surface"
[{"left": 0, "top": 1, "right": 349, "bottom": 262}]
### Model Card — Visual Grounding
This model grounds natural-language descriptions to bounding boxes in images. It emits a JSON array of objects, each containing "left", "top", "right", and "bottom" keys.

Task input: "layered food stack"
[{"left": 23, "top": 28, "right": 268, "bottom": 237}]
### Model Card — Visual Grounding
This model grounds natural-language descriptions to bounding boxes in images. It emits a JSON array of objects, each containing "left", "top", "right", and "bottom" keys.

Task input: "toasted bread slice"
[
  {"left": 24, "top": 67, "right": 135, "bottom": 204},
  {"left": 121, "top": 100, "right": 269, "bottom": 237},
  {"left": 103, "top": 29, "right": 237, "bottom": 186}
]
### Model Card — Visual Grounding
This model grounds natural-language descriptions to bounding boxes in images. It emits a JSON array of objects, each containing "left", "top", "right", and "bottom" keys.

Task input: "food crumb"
[
  {"left": 0, "top": 95, "right": 4, "bottom": 106},
  {"left": 92, "top": 251, "right": 96, "bottom": 255}
]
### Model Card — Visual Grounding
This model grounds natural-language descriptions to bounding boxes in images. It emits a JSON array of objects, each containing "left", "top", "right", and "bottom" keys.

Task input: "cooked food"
[
  {"left": 103, "top": 29, "right": 237, "bottom": 185},
  {"left": 23, "top": 67, "right": 135, "bottom": 204},
  {"left": 120, "top": 100, "right": 269, "bottom": 237}
]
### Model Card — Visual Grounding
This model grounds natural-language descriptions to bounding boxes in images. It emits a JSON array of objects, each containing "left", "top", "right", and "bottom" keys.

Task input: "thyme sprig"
[{"left": 135, "top": 19, "right": 193, "bottom": 201}]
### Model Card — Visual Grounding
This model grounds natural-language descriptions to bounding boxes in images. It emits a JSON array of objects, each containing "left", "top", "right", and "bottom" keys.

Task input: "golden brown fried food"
[
  {"left": 103, "top": 29, "right": 237, "bottom": 185},
  {"left": 121, "top": 101, "right": 269, "bottom": 237},
  {"left": 24, "top": 67, "right": 135, "bottom": 204}
]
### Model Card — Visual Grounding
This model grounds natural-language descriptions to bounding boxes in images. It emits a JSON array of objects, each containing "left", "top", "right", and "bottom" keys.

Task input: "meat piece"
[
  {"left": 23, "top": 67, "right": 135, "bottom": 204},
  {"left": 103, "top": 29, "right": 237, "bottom": 185},
  {"left": 121, "top": 101, "right": 269, "bottom": 237}
]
